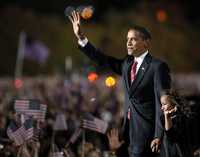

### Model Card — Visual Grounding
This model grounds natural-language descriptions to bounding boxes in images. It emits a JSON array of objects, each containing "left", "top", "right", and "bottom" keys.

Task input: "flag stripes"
[
  {"left": 14, "top": 99, "right": 47, "bottom": 122},
  {"left": 7, "top": 119, "right": 34, "bottom": 146},
  {"left": 82, "top": 113, "right": 108, "bottom": 134}
]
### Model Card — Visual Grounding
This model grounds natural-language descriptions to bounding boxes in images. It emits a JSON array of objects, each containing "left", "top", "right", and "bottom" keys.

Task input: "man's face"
[{"left": 126, "top": 29, "right": 149, "bottom": 56}]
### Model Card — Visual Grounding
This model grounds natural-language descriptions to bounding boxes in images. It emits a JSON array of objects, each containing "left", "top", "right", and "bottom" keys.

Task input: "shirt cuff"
[{"left": 78, "top": 38, "right": 88, "bottom": 47}]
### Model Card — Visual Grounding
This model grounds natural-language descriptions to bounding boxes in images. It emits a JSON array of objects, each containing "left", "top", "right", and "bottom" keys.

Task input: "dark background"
[{"left": 0, "top": 0, "right": 199, "bottom": 76}]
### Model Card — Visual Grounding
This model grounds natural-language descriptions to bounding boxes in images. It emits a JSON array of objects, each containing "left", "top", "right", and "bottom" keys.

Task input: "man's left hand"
[{"left": 150, "top": 138, "right": 161, "bottom": 153}]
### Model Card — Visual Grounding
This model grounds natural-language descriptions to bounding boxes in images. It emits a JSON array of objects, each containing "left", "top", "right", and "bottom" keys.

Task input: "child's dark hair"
[{"left": 161, "top": 89, "right": 194, "bottom": 118}]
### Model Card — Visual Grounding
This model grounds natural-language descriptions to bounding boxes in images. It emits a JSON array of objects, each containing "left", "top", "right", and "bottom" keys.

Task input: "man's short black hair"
[{"left": 130, "top": 25, "right": 151, "bottom": 40}]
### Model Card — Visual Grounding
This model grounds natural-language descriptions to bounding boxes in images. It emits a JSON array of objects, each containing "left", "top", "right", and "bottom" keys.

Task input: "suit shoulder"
[
  {"left": 151, "top": 57, "right": 169, "bottom": 67},
  {"left": 151, "top": 57, "right": 170, "bottom": 73}
]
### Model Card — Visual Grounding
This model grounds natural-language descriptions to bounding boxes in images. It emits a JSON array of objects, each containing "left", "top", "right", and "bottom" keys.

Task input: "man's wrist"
[
  {"left": 76, "top": 32, "right": 85, "bottom": 40},
  {"left": 78, "top": 37, "right": 88, "bottom": 47}
]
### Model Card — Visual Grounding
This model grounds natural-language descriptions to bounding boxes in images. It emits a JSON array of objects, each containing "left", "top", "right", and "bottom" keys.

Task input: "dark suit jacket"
[{"left": 79, "top": 42, "right": 171, "bottom": 155}]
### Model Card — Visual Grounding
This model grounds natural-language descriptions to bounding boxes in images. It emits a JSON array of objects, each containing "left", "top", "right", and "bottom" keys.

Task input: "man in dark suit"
[{"left": 68, "top": 11, "right": 171, "bottom": 157}]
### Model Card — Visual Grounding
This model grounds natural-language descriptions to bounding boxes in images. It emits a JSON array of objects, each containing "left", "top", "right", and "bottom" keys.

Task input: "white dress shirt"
[{"left": 134, "top": 51, "right": 148, "bottom": 74}]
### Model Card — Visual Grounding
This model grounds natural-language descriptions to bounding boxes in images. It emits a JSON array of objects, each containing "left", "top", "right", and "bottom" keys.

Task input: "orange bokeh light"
[
  {"left": 88, "top": 72, "right": 98, "bottom": 82},
  {"left": 81, "top": 7, "right": 93, "bottom": 20},
  {"left": 156, "top": 9, "right": 167, "bottom": 23}
]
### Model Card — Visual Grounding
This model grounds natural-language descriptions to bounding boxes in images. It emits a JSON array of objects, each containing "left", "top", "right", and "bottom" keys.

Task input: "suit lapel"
[
  {"left": 129, "top": 53, "right": 152, "bottom": 97},
  {"left": 124, "top": 56, "right": 134, "bottom": 92}
]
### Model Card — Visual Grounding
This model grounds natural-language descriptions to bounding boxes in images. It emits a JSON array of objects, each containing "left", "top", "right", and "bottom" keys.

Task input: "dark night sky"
[
  {"left": 1, "top": 0, "right": 199, "bottom": 25},
  {"left": 0, "top": 0, "right": 199, "bottom": 75}
]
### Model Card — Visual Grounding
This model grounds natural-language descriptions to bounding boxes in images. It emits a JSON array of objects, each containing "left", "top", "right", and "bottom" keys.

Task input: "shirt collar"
[{"left": 135, "top": 50, "right": 148, "bottom": 63}]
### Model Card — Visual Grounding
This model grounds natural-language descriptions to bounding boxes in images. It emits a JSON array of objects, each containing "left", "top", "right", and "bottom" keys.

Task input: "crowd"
[
  {"left": 0, "top": 73, "right": 199, "bottom": 157},
  {"left": 0, "top": 74, "right": 125, "bottom": 157}
]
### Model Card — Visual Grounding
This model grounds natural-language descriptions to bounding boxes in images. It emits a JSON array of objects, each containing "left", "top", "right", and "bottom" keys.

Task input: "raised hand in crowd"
[{"left": 107, "top": 128, "right": 124, "bottom": 151}]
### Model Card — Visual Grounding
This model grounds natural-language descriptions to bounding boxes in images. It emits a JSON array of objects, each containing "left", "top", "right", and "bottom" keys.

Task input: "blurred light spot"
[
  {"left": 81, "top": 6, "right": 94, "bottom": 20},
  {"left": 105, "top": 76, "right": 116, "bottom": 87},
  {"left": 88, "top": 72, "right": 98, "bottom": 82},
  {"left": 14, "top": 79, "right": 23, "bottom": 89},
  {"left": 156, "top": 9, "right": 167, "bottom": 23},
  {"left": 90, "top": 97, "right": 96, "bottom": 102},
  {"left": 0, "top": 144, "right": 4, "bottom": 149}
]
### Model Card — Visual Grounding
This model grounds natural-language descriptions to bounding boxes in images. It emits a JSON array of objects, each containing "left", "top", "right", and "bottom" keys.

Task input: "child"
[{"left": 160, "top": 90, "right": 193, "bottom": 157}]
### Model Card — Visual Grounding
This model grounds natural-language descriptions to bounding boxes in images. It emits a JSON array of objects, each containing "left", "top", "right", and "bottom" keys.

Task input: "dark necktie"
[
  {"left": 128, "top": 60, "right": 138, "bottom": 120},
  {"left": 130, "top": 60, "right": 138, "bottom": 83}
]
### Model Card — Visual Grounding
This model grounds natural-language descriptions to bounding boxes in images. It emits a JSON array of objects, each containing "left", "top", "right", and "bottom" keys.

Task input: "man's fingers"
[
  {"left": 150, "top": 141, "right": 154, "bottom": 148},
  {"left": 68, "top": 15, "right": 73, "bottom": 23},
  {"left": 155, "top": 144, "right": 160, "bottom": 153},
  {"left": 151, "top": 145, "right": 155, "bottom": 152},
  {"left": 73, "top": 10, "right": 78, "bottom": 22},
  {"left": 155, "top": 144, "right": 159, "bottom": 152},
  {"left": 73, "top": 11, "right": 77, "bottom": 21},
  {"left": 72, "top": 11, "right": 76, "bottom": 21},
  {"left": 76, "top": 11, "right": 80, "bottom": 23},
  {"left": 151, "top": 141, "right": 157, "bottom": 152}
]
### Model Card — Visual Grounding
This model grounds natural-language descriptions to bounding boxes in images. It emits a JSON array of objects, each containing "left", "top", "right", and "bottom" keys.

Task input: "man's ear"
[{"left": 144, "top": 39, "right": 150, "bottom": 49}]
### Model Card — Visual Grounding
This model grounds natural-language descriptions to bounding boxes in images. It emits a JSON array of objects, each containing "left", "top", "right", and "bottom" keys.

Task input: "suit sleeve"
[
  {"left": 154, "top": 62, "right": 171, "bottom": 139},
  {"left": 78, "top": 42, "right": 123, "bottom": 75}
]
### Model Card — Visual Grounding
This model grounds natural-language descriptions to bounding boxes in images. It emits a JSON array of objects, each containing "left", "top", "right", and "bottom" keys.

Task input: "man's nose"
[{"left": 127, "top": 41, "right": 132, "bottom": 46}]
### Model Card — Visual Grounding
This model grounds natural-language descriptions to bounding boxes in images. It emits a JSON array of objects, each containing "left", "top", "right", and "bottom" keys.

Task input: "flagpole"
[
  {"left": 82, "top": 130, "right": 85, "bottom": 157},
  {"left": 15, "top": 31, "right": 26, "bottom": 81},
  {"left": 51, "top": 130, "right": 55, "bottom": 157}
]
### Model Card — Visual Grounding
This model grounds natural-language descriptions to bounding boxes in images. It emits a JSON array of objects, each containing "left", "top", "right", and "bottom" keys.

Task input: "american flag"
[
  {"left": 7, "top": 119, "right": 34, "bottom": 146},
  {"left": 22, "top": 119, "right": 34, "bottom": 141},
  {"left": 82, "top": 113, "right": 108, "bottom": 134},
  {"left": 7, "top": 121, "right": 24, "bottom": 146},
  {"left": 65, "top": 128, "right": 82, "bottom": 148},
  {"left": 14, "top": 99, "right": 47, "bottom": 122}
]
